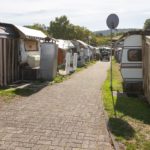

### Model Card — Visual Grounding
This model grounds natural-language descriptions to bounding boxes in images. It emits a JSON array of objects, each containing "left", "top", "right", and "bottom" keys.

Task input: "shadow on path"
[{"left": 0, "top": 81, "right": 49, "bottom": 97}]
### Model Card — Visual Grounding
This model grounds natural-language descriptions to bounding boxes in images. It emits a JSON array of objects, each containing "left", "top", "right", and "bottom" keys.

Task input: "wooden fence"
[
  {"left": 0, "top": 38, "right": 20, "bottom": 87},
  {"left": 143, "top": 36, "right": 150, "bottom": 104}
]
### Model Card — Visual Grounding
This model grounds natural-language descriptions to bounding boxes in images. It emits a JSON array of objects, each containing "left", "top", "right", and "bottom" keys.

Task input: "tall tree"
[
  {"left": 144, "top": 19, "right": 150, "bottom": 30},
  {"left": 48, "top": 16, "right": 92, "bottom": 41},
  {"left": 48, "top": 15, "right": 109, "bottom": 46},
  {"left": 48, "top": 15, "right": 70, "bottom": 39}
]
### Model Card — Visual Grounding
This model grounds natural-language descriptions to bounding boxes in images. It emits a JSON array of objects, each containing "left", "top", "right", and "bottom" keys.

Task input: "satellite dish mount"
[{"left": 106, "top": 13, "right": 119, "bottom": 117}]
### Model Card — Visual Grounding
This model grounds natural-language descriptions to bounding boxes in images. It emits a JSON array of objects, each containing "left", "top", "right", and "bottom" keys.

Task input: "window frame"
[
  {"left": 127, "top": 49, "right": 142, "bottom": 62},
  {"left": 24, "top": 39, "right": 38, "bottom": 52}
]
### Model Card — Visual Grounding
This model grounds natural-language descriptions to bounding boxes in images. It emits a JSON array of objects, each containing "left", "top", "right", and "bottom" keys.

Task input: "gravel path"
[{"left": 0, "top": 61, "right": 113, "bottom": 150}]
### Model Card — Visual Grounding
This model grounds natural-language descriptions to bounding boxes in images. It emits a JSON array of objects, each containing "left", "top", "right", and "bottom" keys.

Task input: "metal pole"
[
  {"left": 110, "top": 29, "right": 113, "bottom": 91},
  {"left": 106, "top": 13, "right": 119, "bottom": 118},
  {"left": 110, "top": 29, "right": 117, "bottom": 117}
]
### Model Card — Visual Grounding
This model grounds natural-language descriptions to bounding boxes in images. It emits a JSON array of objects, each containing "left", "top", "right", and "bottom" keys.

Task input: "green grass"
[
  {"left": 54, "top": 74, "right": 70, "bottom": 83},
  {"left": 0, "top": 80, "right": 48, "bottom": 102},
  {"left": 0, "top": 88, "right": 16, "bottom": 98},
  {"left": 0, "top": 88, "right": 34, "bottom": 102},
  {"left": 102, "top": 59, "right": 150, "bottom": 150}
]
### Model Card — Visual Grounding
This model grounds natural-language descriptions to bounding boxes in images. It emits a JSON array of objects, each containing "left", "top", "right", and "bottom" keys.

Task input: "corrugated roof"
[
  {"left": 14, "top": 25, "right": 47, "bottom": 39},
  {"left": 56, "top": 39, "right": 74, "bottom": 50}
]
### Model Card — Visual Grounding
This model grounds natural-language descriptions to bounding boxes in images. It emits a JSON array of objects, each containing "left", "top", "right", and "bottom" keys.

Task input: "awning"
[
  {"left": 14, "top": 25, "right": 47, "bottom": 40},
  {"left": 0, "top": 23, "right": 19, "bottom": 38},
  {"left": 56, "top": 39, "right": 75, "bottom": 50},
  {"left": 77, "top": 40, "right": 88, "bottom": 48},
  {"left": 0, "top": 27, "right": 9, "bottom": 37}
]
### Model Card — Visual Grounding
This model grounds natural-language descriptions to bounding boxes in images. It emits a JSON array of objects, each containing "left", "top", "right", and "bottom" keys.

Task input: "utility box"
[
  {"left": 27, "top": 55, "right": 40, "bottom": 68},
  {"left": 40, "top": 42, "right": 58, "bottom": 81}
]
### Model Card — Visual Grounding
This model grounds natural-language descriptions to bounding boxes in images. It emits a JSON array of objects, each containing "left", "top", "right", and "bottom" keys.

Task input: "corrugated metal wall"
[
  {"left": 143, "top": 37, "right": 150, "bottom": 104},
  {"left": 0, "top": 38, "right": 20, "bottom": 87}
]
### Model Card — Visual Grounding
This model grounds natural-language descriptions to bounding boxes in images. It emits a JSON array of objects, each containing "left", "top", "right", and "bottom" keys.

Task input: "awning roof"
[
  {"left": 99, "top": 46, "right": 111, "bottom": 50},
  {"left": 146, "top": 36, "right": 150, "bottom": 45},
  {"left": 88, "top": 45, "right": 95, "bottom": 49},
  {"left": 0, "top": 23, "right": 20, "bottom": 38},
  {"left": 146, "top": 36, "right": 150, "bottom": 39},
  {"left": 118, "top": 30, "right": 150, "bottom": 42},
  {"left": 77, "top": 40, "right": 88, "bottom": 48},
  {"left": 0, "top": 27, "right": 9, "bottom": 36},
  {"left": 14, "top": 25, "right": 47, "bottom": 39},
  {"left": 56, "top": 39, "right": 75, "bottom": 50}
]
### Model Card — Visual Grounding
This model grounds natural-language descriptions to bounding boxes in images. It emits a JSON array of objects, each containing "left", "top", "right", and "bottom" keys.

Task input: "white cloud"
[{"left": 0, "top": 0, "right": 150, "bottom": 30}]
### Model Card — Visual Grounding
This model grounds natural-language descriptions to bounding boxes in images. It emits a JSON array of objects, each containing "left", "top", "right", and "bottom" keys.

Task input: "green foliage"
[
  {"left": 95, "top": 35, "right": 110, "bottom": 46},
  {"left": 72, "top": 25, "right": 91, "bottom": 42},
  {"left": 48, "top": 15, "right": 91, "bottom": 41},
  {"left": 0, "top": 88, "right": 16, "bottom": 98},
  {"left": 144, "top": 19, "right": 150, "bottom": 30},
  {"left": 54, "top": 75, "right": 69, "bottom": 83},
  {"left": 48, "top": 15, "right": 104, "bottom": 46},
  {"left": 48, "top": 15, "right": 70, "bottom": 39}
]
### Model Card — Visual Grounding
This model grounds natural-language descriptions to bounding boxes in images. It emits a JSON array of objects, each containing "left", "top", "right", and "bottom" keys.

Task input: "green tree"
[
  {"left": 144, "top": 19, "right": 150, "bottom": 30},
  {"left": 48, "top": 15, "right": 107, "bottom": 46},
  {"left": 95, "top": 35, "right": 110, "bottom": 46},
  {"left": 73, "top": 25, "right": 91, "bottom": 41},
  {"left": 48, "top": 16, "right": 93, "bottom": 41},
  {"left": 48, "top": 15, "right": 70, "bottom": 39}
]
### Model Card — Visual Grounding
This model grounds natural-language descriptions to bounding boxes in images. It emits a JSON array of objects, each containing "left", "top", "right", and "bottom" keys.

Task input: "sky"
[{"left": 0, "top": 0, "right": 150, "bottom": 31}]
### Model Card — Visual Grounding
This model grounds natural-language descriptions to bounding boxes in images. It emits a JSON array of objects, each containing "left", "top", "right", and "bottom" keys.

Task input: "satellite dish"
[{"left": 106, "top": 14, "right": 119, "bottom": 29}]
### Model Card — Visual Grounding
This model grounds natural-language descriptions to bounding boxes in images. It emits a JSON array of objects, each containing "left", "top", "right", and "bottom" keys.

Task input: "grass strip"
[{"left": 102, "top": 59, "right": 150, "bottom": 150}]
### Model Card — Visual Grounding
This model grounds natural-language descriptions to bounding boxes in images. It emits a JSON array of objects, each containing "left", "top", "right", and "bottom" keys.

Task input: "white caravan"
[{"left": 120, "top": 32, "right": 143, "bottom": 93}]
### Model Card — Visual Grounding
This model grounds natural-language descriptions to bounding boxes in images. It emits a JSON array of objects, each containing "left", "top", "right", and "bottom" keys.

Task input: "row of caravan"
[
  {"left": 0, "top": 22, "right": 96, "bottom": 87},
  {"left": 115, "top": 30, "right": 150, "bottom": 103},
  {"left": 20, "top": 39, "right": 96, "bottom": 78}
]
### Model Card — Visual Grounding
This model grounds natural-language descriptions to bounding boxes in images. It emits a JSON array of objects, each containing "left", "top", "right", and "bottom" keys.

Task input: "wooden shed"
[
  {"left": 14, "top": 25, "right": 46, "bottom": 80},
  {"left": 56, "top": 39, "right": 75, "bottom": 68},
  {"left": 0, "top": 23, "right": 20, "bottom": 87},
  {"left": 0, "top": 23, "right": 47, "bottom": 86}
]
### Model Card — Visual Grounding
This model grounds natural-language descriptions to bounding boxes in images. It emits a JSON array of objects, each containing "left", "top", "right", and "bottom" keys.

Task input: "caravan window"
[
  {"left": 24, "top": 40, "right": 38, "bottom": 51},
  {"left": 128, "top": 49, "right": 142, "bottom": 61}
]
